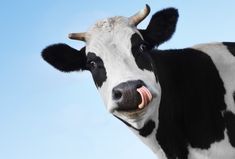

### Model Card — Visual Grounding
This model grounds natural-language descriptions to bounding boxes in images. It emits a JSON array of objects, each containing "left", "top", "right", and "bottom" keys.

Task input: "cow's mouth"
[
  {"left": 115, "top": 86, "right": 153, "bottom": 119},
  {"left": 137, "top": 86, "right": 153, "bottom": 109}
]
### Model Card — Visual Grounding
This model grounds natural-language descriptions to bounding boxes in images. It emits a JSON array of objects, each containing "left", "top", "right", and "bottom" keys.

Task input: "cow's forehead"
[
  {"left": 85, "top": 16, "right": 141, "bottom": 55},
  {"left": 88, "top": 16, "right": 130, "bottom": 34}
]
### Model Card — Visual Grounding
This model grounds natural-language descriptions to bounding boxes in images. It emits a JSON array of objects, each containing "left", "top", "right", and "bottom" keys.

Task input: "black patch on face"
[
  {"left": 224, "top": 111, "right": 235, "bottom": 147},
  {"left": 114, "top": 115, "right": 155, "bottom": 137},
  {"left": 139, "top": 120, "right": 156, "bottom": 137},
  {"left": 150, "top": 48, "right": 226, "bottom": 158},
  {"left": 223, "top": 42, "right": 235, "bottom": 56},
  {"left": 86, "top": 52, "right": 107, "bottom": 88},
  {"left": 130, "top": 33, "right": 154, "bottom": 72}
]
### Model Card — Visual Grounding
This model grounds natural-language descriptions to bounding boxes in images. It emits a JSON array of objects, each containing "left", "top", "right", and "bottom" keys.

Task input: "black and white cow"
[{"left": 42, "top": 5, "right": 235, "bottom": 159}]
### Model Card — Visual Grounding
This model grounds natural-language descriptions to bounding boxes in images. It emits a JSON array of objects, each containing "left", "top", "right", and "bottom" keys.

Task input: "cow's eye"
[
  {"left": 139, "top": 43, "right": 147, "bottom": 52},
  {"left": 89, "top": 61, "right": 97, "bottom": 70}
]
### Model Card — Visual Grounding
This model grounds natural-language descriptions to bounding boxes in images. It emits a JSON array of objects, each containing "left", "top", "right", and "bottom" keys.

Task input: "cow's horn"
[
  {"left": 68, "top": 32, "right": 86, "bottom": 42},
  {"left": 129, "top": 4, "right": 150, "bottom": 26}
]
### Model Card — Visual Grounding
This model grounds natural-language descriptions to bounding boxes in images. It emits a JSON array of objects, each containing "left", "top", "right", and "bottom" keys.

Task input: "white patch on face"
[
  {"left": 192, "top": 43, "right": 235, "bottom": 114},
  {"left": 85, "top": 16, "right": 161, "bottom": 129},
  {"left": 188, "top": 131, "right": 235, "bottom": 159}
]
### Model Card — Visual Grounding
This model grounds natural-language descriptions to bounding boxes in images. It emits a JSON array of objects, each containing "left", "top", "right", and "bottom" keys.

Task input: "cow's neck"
[{"left": 126, "top": 108, "right": 168, "bottom": 158}]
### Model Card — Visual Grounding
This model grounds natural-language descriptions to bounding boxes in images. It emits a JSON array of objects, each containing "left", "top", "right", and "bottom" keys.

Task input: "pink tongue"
[{"left": 136, "top": 86, "right": 153, "bottom": 109}]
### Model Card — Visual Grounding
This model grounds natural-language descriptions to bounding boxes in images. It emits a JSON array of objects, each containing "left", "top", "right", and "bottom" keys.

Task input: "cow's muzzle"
[{"left": 112, "top": 80, "right": 152, "bottom": 112}]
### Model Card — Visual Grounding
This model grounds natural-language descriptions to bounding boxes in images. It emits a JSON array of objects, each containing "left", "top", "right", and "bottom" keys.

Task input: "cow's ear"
[
  {"left": 139, "top": 8, "right": 178, "bottom": 48},
  {"left": 42, "top": 43, "right": 87, "bottom": 72}
]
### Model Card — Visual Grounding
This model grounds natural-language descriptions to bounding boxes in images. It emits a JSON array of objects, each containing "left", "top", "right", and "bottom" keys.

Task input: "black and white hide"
[{"left": 42, "top": 5, "right": 235, "bottom": 159}]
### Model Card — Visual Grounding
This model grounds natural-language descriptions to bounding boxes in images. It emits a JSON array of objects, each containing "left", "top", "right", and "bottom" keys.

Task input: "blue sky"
[{"left": 0, "top": 1, "right": 235, "bottom": 159}]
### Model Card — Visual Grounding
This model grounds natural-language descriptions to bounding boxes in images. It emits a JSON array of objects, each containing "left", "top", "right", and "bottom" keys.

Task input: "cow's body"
[
  {"left": 128, "top": 42, "right": 235, "bottom": 159},
  {"left": 42, "top": 5, "right": 235, "bottom": 159}
]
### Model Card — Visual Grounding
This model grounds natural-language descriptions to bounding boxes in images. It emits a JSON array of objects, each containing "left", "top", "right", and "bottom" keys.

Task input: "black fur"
[
  {"left": 224, "top": 111, "right": 235, "bottom": 147},
  {"left": 131, "top": 33, "right": 156, "bottom": 73},
  {"left": 150, "top": 48, "right": 226, "bottom": 159},
  {"left": 87, "top": 52, "right": 107, "bottom": 88},
  {"left": 139, "top": 120, "right": 156, "bottom": 137},
  {"left": 223, "top": 42, "right": 235, "bottom": 56},
  {"left": 42, "top": 43, "right": 87, "bottom": 72},
  {"left": 139, "top": 8, "right": 178, "bottom": 48}
]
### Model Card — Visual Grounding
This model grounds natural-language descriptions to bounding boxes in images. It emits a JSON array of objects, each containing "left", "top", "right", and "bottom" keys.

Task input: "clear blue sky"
[{"left": 0, "top": 1, "right": 235, "bottom": 159}]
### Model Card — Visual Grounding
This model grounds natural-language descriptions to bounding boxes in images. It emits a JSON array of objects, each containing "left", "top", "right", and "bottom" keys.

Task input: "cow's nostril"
[
  {"left": 113, "top": 89, "right": 123, "bottom": 100},
  {"left": 136, "top": 80, "right": 144, "bottom": 89},
  {"left": 136, "top": 83, "right": 143, "bottom": 89}
]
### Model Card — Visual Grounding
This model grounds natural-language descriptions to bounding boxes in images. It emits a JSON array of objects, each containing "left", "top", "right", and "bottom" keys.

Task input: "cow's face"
[
  {"left": 42, "top": 5, "right": 178, "bottom": 129},
  {"left": 84, "top": 16, "right": 160, "bottom": 128}
]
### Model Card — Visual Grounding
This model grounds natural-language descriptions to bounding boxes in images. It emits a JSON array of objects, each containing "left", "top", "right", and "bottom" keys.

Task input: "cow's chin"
[
  {"left": 115, "top": 105, "right": 148, "bottom": 119},
  {"left": 113, "top": 97, "right": 157, "bottom": 129}
]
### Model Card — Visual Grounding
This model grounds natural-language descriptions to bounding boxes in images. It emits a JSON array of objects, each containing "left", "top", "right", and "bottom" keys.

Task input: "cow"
[{"left": 41, "top": 4, "right": 235, "bottom": 159}]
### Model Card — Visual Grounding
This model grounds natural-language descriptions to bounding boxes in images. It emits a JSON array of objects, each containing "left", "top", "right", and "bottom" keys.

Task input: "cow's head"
[{"left": 42, "top": 5, "right": 178, "bottom": 129}]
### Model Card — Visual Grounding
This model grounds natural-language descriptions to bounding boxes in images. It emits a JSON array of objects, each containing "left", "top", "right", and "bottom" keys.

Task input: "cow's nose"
[{"left": 112, "top": 80, "right": 144, "bottom": 111}]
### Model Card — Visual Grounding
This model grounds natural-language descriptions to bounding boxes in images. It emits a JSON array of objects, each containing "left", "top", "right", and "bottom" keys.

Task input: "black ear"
[
  {"left": 139, "top": 8, "right": 178, "bottom": 48},
  {"left": 42, "top": 43, "right": 87, "bottom": 72}
]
